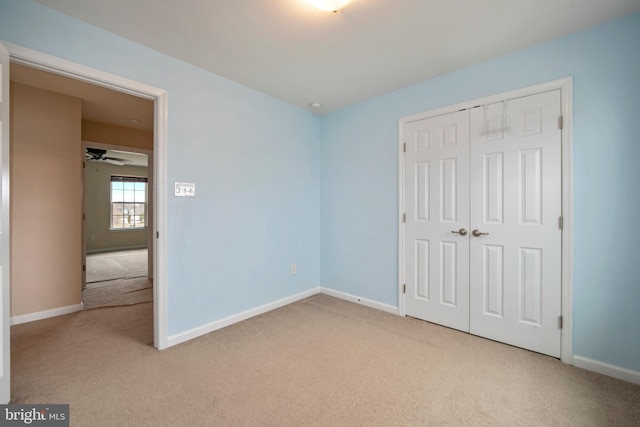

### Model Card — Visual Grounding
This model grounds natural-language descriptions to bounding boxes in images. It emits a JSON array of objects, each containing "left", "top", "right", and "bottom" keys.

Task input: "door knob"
[
  {"left": 451, "top": 228, "right": 468, "bottom": 236},
  {"left": 472, "top": 229, "right": 489, "bottom": 237}
]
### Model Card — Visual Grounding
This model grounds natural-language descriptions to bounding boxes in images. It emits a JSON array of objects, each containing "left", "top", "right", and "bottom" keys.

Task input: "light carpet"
[
  {"left": 10, "top": 294, "right": 640, "bottom": 426},
  {"left": 82, "top": 277, "right": 153, "bottom": 310},
  {"left": 86, "top": 249, "right": 148, "bottom": 283}
]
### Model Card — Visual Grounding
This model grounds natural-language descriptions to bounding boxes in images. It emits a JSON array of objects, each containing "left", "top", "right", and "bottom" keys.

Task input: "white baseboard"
[
  {"left": 573, "top": 355, "right": 640, "bottom": 385},
  {"left": 11, "top": 303, "right": 84, "bottom": 326},
  {"left": 167, "top": 287, "right": 321, "bottom": 348},
  {"left": 319, "top": 287, "right": 399, "bottom": 315},
  {"left": 167, "top": 287, "right": 399, "bottom": 348}
]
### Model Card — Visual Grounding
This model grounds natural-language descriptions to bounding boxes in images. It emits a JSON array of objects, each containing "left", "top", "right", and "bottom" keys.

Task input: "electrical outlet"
[
  {"left": 290, "top": 263, "right": 297, "bottom": 275},
  {"left": 90, "top": 235, "right": 96, "bottom": 241}
]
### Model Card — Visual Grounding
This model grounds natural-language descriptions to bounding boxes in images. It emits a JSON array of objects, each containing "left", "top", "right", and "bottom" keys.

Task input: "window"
[{"left": 110, "top": 176, "right": 147, "bottom": 229}]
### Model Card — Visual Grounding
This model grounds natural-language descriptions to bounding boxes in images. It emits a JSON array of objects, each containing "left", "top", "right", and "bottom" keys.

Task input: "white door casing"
[
  {"left": 4, "top": 41, "right": 169, "bottom": 353},
  {"left": 0, "top": 41, "right": 11, "bottom": 404},
  {"left": 469, "top": 91, "right": 562, "bottom": 357},
  {"left": 401, "top": 86, "right": 566, "bottom": 359},
  {"left": 404, "top": 111, "right": 470, "bottom": 332}
]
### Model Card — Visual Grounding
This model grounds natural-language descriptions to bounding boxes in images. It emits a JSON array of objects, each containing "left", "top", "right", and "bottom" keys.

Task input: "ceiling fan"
[{"left": 85, "top": 148, "right": 131, "bottom": 166}]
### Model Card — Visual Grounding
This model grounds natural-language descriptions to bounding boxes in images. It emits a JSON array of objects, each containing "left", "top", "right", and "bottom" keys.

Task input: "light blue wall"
[
  {"left": 0, "top": 0, "right": 321, "bottom": 336},
  {"left": 321, "top": 12, "right": 640, "bottom": 372}
]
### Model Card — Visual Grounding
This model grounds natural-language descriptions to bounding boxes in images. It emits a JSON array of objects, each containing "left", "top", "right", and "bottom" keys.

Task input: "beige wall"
[
  {"left": 82, "top": 119, "right": 152, "bottom": 150},
  {"left": 85, "top": 162, "right": 148, "bottom": 252},
  {"left": 10, "top": 83, "right": 82, "bottom": 317}
]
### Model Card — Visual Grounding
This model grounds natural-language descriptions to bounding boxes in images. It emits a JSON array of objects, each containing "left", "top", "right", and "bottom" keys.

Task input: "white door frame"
[
  {"left": 4, "top": 41, "right": 169, "bottom": 350},
  {"left": 0, "top": 40, "right": 11, "bottom": 404},
  {"left": 398, "top": 77, "right": 574, "bottom": 364}
]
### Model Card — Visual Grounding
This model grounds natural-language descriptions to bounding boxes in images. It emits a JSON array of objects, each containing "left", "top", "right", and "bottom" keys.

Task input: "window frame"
[{"left": 109, "top": 175, "right": 148, "bottom": 231}]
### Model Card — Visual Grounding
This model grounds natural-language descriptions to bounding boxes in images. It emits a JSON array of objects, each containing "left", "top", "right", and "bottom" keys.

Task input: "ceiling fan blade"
[
  {"left": 86, "top": 148, "right": 106, "bottom": 156},
  {"left": 104, "top": 159, "right": 125, "bottom": 166}
]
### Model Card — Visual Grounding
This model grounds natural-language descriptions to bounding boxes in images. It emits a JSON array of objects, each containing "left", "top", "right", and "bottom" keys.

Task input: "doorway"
[
  {"left": 5, "top": 41, "right": 168, "bottom": 350},
  {"left": 399, "top": 79, "right": 573, "bottom": 361},
  {"left": 82, "top": 144, "right": 153, "bottom": 310}
]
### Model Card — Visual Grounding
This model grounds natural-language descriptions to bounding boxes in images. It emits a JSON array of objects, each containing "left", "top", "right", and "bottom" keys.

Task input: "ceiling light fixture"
[{"left": 304, "top": 0, "right": 352, "bottom": 13}]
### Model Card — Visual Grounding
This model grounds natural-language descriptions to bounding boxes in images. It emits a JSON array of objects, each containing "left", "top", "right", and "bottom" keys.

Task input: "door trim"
[
  {"left": 4, "top": 41, "right": 169, "bottom": 350},
  {"left": 398, "top": 77, "right": 573, "bottom": 364},
  {"left": 0, "top": 40, "right": 11, "bottom": 404}
]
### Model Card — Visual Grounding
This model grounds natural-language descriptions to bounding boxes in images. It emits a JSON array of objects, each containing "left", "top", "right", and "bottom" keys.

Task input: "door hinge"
[
  {"left": 403, "top": 284, "right": 406, "bottom": 294},
  {"left": 83, "top": 162, "right": 86, "bottom": 169},
  {"left": 558, "top": 315, "right": 563, "bottom": 329},
  {"left": 403, "top": 143, "right": 406, "bottom": 153},
  {"left": 559, "top": 216, "right": 563, "bottom": 230},
  {"left": 83, "top": 264, "right": 86, "bottom": 272},
  {"left": 558, "top": 115, "right": 563, "bottom": 130},
  {"left": 403, "top": 213, "right": 406, "bottom": 223},
  {"left": 156, "top": 231, "right": 159, "bottom": 239}
]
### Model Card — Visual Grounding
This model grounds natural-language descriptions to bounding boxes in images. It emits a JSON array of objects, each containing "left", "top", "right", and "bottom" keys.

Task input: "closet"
[{"left": 403, "top": 90, "right": 562, "bottom": 357}]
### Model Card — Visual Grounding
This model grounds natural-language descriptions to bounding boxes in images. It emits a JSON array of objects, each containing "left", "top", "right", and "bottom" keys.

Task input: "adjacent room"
[
  {"left": 1, "top": 0, "right": 639, "bottom": 425},
  {"left": 83, "top": 147, "right": 152, "bottom": 310},
  {"left": 8, "top": 62, "right": 154, "bottom": 323}
]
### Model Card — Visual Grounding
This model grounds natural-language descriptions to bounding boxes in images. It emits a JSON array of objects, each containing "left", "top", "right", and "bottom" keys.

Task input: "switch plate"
[
  {"left": 175, "top": 182, "right": 195, "bottom": 197},
  {"left": 290, "top": 263, "right": 297, "bottom": 275}
]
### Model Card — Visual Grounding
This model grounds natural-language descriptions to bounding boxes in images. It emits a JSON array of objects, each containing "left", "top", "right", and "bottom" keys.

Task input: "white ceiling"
[{"left": 33, "top": 0, "right": 640, "bottom": 114}]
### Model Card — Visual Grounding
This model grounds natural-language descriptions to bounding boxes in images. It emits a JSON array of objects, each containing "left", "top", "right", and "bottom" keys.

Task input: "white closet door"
[
  {"left": 468, "top": 90, "right": 562, "bottom": 357},
  {"left": 404, "top": 111, "right": 470, "bottom": 332}
]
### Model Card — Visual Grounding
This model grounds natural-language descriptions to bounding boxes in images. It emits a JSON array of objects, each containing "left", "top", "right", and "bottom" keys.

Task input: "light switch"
[{"left": 175, "top": 182, "right": 195, "bottom": 197}]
